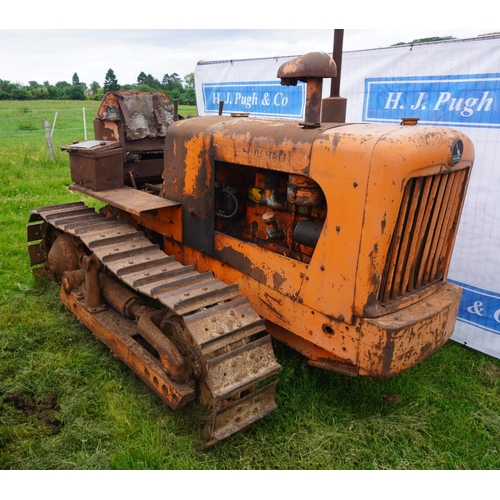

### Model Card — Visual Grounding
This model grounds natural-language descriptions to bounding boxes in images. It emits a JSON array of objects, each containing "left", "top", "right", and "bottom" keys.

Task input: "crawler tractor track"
[{"left": 27, "top": 202, "right": 280, "bottom": 446}]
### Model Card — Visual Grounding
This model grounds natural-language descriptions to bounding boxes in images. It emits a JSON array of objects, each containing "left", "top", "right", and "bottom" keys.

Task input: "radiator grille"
[{"left": 378, "top": 168, "right": 469, "bottom": 305}]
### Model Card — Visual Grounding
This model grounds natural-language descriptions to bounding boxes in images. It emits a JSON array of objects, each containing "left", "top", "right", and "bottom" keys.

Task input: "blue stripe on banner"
[
  {"left": 201, "top": 81, "right": 306, "bottom": 118},
  {"left": 363, "top": 74, "right": 500, "bottom": 128},
  {"left": 449, "top": 280, "right": 500, "bottom": 335}
]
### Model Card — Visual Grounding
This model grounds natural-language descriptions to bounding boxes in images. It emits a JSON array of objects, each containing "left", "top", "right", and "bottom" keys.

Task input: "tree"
[
  {"left": 162, "top": 72, "right": 182, "bottom": 91},
  {"left": 103, "top": 69, "right": 120, "bottom": 92},
  {"left": 144, "top": 74, "right": 160, "bottom": 89},
  {"left": 184, "top": 73, "right": 194, "bottom": 89},
  {"left": 180, "top": 73, "right": 195, "bottom": 104},
  {"left": 392, "top": 36, "right": 456, "bottom": 46},
  {"left": 68, "top": 84, "right": 85, "bottom": 100},
  {"left": 31, "top": 86, "right": 49, "bottom": 99},
  {"left": 0, "top": 66, "right": 198, "bottom": 102},
  {"left": 90, "top": 81, "right": 101, "bottom": 95}
]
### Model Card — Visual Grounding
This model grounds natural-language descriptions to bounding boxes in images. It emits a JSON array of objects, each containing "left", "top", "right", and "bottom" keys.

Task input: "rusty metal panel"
[
  {"left": 358, "top": 282, "right": 461, "bottom": 378},
  {"left": 96, "top": 92, "right": 174, "bottom": 141},
  {"left": 62, "top": 140, "right": 124, "bottom": 191},
  {"left": 69, "top": 185, "right": 180, "bottom": 216}
]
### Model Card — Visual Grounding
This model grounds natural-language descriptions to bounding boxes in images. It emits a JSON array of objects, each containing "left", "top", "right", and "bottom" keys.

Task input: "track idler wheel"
[{"left": 46, "top": 233, "right": 81, "bottom": 281}]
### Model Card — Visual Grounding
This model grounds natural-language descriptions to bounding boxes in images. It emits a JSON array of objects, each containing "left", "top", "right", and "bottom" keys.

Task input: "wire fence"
[
  {"left": 0, "top": 106, "right": 101, "bottom": 161},
  {"left": 0, "top": 107, "right": 96, "bottom": 139}
]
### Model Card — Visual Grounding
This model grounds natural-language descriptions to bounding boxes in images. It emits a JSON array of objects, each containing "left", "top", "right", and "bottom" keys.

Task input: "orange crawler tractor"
[{"left": 27, "top": 46, "right": 474, "bottom": 446}]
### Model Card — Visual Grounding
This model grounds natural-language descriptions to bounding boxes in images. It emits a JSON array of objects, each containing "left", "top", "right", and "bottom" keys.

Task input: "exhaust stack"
[
  {"left": 277, "top": 30, "right": 347, "bottom": 126},
  {"left": 277, "top": 51, "right": 336, "bottom": 128}
]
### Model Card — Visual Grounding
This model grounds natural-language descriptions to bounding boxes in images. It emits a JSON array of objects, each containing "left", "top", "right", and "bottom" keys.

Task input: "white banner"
[{"left": 194, "top": 36, "right": 500, "bottom": 359}]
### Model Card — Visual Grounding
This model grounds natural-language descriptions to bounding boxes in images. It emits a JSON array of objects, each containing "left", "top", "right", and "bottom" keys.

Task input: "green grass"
[{"left": 1, "top": 100, "right": 500, "bottom": 470}]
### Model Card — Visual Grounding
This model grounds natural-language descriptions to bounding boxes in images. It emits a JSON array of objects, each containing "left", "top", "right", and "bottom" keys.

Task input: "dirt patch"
[
  {"left": 481, "top": 361, "right": 500, "bottom": 387},
  {"left": 382, "top": 393, "right": 402, "bottom": 405},
  {"left": 3, "top": 392, "right": 62, "bottom": 435}
]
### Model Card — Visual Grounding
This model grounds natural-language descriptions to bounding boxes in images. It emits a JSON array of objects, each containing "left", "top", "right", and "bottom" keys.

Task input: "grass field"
[{"left": 1, "top": 100, "right": 500, "bottom": 471}]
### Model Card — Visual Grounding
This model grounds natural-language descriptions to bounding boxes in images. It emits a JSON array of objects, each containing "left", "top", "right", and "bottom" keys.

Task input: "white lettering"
[
  {"left": 234, "top": 92, "right": 259, "bottom": 109},
  {"left": 477, "top": 91, "right": 493, "bottom": 112},
  {"left": 273, "top": 93, "right": 288, "bottom": 107},
  {"left": 449, "top": 98, "right": 464, "bottom": 112},
  {"left": 494, "top": 309, "right": 500, "bottom": 324},
  {"left": 433, "top": 92, "right": 451, "bottom": 110},
  {"left": 467, "top": 301, "right": 485, "bottom": 316},
  {"left": 384, "top": 92, "right": 403, "bottom": 109},
  {"left": 461, "top": 97, "right": 479, "bottom": 117},
  {"left": 410, "top": 92, "right": 426, "bottom": 110}
]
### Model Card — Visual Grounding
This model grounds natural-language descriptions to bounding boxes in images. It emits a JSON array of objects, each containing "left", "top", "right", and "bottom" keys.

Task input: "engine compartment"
[{"left": 214, "top": 161, "right": 326, "bottom": 263}]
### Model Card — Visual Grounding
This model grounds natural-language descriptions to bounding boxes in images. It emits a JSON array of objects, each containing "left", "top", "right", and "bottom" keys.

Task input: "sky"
[
  {"left": 2, "top": 29, "right": 498, "bottom": 88},
  {"left": 1, "top": 3, "right": 497, "bottom": 87}
]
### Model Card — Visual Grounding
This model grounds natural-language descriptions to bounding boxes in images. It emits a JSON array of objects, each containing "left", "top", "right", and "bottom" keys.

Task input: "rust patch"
[
  {"left": 260, "top": 292, "right": 286, "bottom": 323},
  {"left": 215, "top": 245, "right": 268, "bottom": 285},
  {"left": 272, "top": 271, "right": 286, "bottom": 290},
  {"left": 381, "top": 331, "right": 397, "bottom": 376}
]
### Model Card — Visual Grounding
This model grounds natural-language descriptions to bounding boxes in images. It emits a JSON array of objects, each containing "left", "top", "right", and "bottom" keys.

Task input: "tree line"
[{"left": 0, "top": 69, "right": 195, "bottom": 104}]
